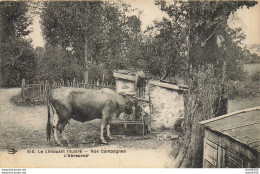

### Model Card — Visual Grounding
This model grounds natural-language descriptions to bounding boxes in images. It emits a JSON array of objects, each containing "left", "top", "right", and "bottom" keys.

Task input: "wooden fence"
[{"left": 21, "top": 78, "right": 115, "bottom": 103}]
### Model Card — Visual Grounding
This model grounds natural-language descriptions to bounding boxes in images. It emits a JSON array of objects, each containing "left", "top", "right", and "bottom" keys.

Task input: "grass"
[{"left": 227, "top": 79, "right": 260, "bottom": 100}]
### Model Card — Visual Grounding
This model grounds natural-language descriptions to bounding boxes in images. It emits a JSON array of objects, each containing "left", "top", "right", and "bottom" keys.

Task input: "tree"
[
  {"left": 144, "top": 14, "right": 188, "bottom": 79},
  {"left": 40, "top": 1, "right": 143, "bottom": 81},
  {"left": 34, "top": 46, "right": 83, "bottom": 82},
  {"left": 154, "top": 0, "right": 257, "bottom": 168},
  {"left": 225, "top": 27, "right": 248, "bottom": 81},
  {"left": 0, "top": 1, "right": 36, "bottom": 87}
]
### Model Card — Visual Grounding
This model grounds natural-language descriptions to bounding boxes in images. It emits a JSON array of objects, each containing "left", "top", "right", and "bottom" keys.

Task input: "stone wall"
[
  {"left": 149, "top": 82, "right": 185, "bottom": 130},
  {"left": 114, "top": 72, "right": 186, "bottom": 131}
]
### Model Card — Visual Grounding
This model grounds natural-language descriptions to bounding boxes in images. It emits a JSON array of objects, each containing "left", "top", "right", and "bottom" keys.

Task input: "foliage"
[
  {"left": 0, "top": 1, "right": 31, "bottom": 43},
  {"left": 251, "top": 70, "right": 260, "bottom": 82},
  {"left": 1, "top": 39, "right": 36, "bottom": 87},
  {"left": 144, "top": 16, "right": 188, "bottom": 79},
  {"left": 0, "top": 1, "right": 35, "bottom": 87},
  {"left": 87, "top": 64, "right": 114, "bottom": 84},
  {"left": 153, "top": 0, "right": 258, "bottom": 168},
  {"left": 228, "top": 80, "right": 260, "bottom": 99},
  {"left": 244, "top": 52, "right": 260, "bottom": 63},
  {"left": 225, "top": 28, "right": 247, "bottom": 81},
  {"left": 41, "top": 1, "right": 102, "bottom": 67},
  {"left": 40, "top": 1, "right": 144, "bottom": 78},
  {"left": 151, "top": 1, "right": 257, "bottom": 75},
  {"left": 35, "top": 46, "right": 83, "bottom": 82}
]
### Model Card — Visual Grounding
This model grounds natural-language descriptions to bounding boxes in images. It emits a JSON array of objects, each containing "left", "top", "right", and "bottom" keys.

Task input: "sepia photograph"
[{"left": 0, "top": 0, "right": 260, "bottom": 170}]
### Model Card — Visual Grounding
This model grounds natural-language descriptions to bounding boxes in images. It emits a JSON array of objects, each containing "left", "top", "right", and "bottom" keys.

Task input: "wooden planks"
[
  {"left": 200, "top": 108, "right": 260, "bottom": 153},
  {"left": 110, "top": 121, "right": 146, "bottom": 136},
  {"left": 203, "top": 129, "right": 260, "bottom": 168}
]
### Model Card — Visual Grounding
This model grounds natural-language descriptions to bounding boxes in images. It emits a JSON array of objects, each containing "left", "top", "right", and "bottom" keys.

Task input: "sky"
[
  {"left": 227, "top": 3, "right": 260, "bottom": 49},
  {"left": 29, "top": 1, "right": 260, "bottom": 54}
]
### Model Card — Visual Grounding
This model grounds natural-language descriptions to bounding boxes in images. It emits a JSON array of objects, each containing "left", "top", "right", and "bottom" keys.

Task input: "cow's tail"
[{"left": 46, "top": 91, "right": 52, "bottom": 142}]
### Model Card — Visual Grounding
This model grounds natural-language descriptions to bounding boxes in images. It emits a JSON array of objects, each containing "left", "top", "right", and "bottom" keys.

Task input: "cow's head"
[{"left": 123, "top": 96, "right": 137, "bottom": 115}]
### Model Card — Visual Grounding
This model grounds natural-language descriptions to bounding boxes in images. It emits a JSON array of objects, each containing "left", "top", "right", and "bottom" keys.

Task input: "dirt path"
[
  {"left": 0, "top": 88, "right": 48, "bottom": 149},
  {"left": 0, "top": 88, "right": 173, "bottom": 167}
]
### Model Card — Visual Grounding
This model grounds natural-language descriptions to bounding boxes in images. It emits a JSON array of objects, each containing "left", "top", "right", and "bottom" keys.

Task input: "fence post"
[
  {"left": 102, "top": 74, "right": 104, "bottom": 88},
  {"left": 44, "top": 80, "right": 48, "bottom": 103},
  {"left": 97, "top": 78, "right": 100, "bottom": 90},
  {"left": 21, "top": 79, "right": 25, "bottom": 102},
  {"left": 41, "top": 81, "right": 44, "bottom": 101},
  {"left": 32, "top": 82, "right": 35, "bottom": 101},
  {"left": 73, "top": 78, "right": 76, "bottom": 87},
  {"left": 39, "top": 81, "right": 42, "bottom": 100}
]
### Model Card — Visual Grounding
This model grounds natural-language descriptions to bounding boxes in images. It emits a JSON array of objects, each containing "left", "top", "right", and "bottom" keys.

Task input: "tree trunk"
[
  {"left": 171, "top": 26, "right": 228, "bottom": 168},
  {"left": 84, "top": 34, "right": 89, "bottom": 83},
  {"left": 172, "top": 66, "right": 225, "bottom": 168},
  {"left": 83, "top": 71, "right": 89, "bottom": 83},
  {"left": 83, "top": 1, "right": 90, "bottom": 83}
]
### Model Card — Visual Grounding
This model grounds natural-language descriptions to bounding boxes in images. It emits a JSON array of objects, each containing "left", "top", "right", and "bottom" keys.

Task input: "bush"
[
  {"left": 251, "top": 71, "right": 260, "bottom": 82},
  {"left": 0, "top": 39, "right": 36, "bottom": 87},
  {"left": 88, "top": 64, "right": 114, "bottom": 83},
  {"left": 35, "top": 46, "right": 83, "bottom": 82},
  {"left": 228, "top": 80, "right": 260, "bottom": 99}
]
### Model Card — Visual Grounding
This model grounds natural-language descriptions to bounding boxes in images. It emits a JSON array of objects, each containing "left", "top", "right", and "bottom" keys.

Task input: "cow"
[{"left": 46, "top": 87, "right": 135, "bottom": 146}]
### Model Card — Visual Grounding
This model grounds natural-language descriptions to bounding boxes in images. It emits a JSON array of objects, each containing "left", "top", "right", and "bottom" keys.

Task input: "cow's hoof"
[
  {"left": 66, "top": 143, "right": 72, "bottom": 148},
  {"left": 55, "top": 142, "right": 64, "bottom": 147},
  {"left": 108, "top": 136, "right": 114, "bottom": 140},
  {"left": 64, "top": 140, "right": 70, "bottom": 145},
  {"left": 100, "top": 139, "right": 107, "bottom": 144}
]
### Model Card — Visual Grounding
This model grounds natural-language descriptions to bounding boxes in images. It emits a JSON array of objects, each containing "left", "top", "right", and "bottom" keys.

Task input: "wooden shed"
[{"left": 200, "top": 106, "right": 260, "bottom": 168}]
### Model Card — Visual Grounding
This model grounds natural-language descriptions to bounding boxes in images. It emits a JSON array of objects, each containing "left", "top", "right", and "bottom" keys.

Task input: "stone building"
[
  {"left": 149, "top": 80, "right": 187, "bottom": 130},
  {"left": 113, "top": 70, "right": 188, "bottom": 130}
]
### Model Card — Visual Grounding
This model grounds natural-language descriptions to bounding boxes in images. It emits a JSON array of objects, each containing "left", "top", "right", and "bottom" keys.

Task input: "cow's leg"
[
  {"left": 58, "top": 122, "right": 70, "bottom": 145},
  {"left": 100, "top": 103, "right": 116, "bottom": 144},
  {"left": 61, "top": 130, "right": 69, "bottom": 144},
  {"left": 50, "top": 105, "right": 63, "bottom": 146},
  {"left": 53, "top": 128, "right": 63, "bottom": 146},
  {"left": 100, "top": 120, "right": 107, "bottom": 144},
  {"left": 100, "top": 107, "right": 110, "bottom": 144},
  {"left": 106, "top": 112, "right": 116, "bottom": 140},
  {"left": 106, "top": 124, "right": 113, "bottom": 140}
]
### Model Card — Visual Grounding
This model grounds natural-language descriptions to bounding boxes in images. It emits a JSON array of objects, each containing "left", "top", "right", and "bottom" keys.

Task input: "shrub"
[
  {"left": 251, "top": 71, "right": 260, "bottom": 82},
  {"left": 35, "top": 46, "right": 83, "bottom": 82},
  {"left": 227, "top": 80, "right": 260, "bottom": 99}
]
